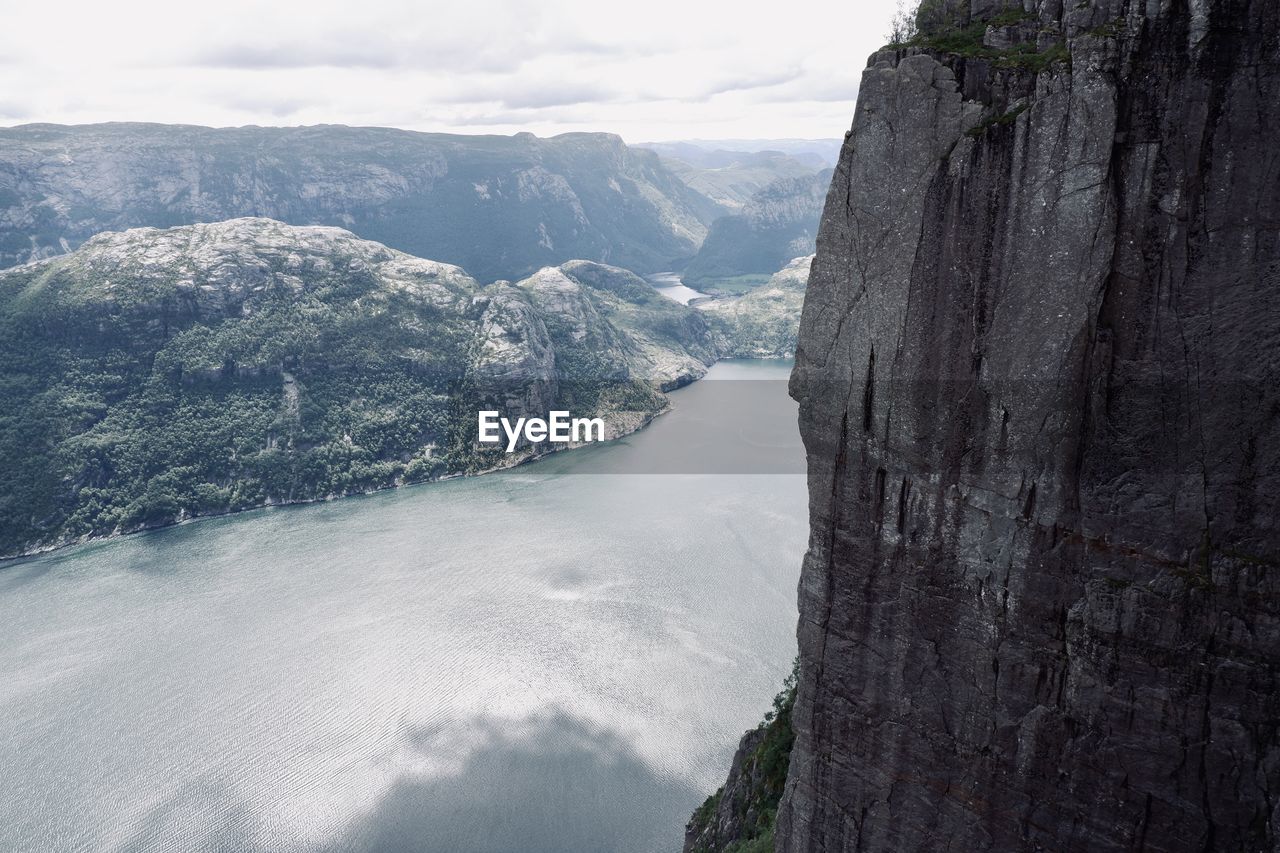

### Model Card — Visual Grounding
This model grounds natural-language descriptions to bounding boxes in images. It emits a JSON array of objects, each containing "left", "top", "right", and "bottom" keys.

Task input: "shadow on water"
[
  {"left": 101, "top": 711, "right": 696, "bottom": 853},
  {"left": 340, "top": 711, "right": 700, "bottom": 853},
  {"left": 0, "top": 555, "right": 59, "bottom": 591},
  {"left": 118, "top": 784, "right": 263, "bottom": 853}
]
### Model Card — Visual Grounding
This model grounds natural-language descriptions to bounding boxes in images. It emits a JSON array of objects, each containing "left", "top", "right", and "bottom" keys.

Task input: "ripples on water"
[{"left": 0, "top": 360, "right": 806, "bottom": 853}]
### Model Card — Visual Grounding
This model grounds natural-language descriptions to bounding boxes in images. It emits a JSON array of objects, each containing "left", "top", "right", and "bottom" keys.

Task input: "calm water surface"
[
  {"left": 0, "top": 360, "right": 804, "bottom": 853},
  {"left": 646, "top": 272, "right": 710, "bottom": 305}
]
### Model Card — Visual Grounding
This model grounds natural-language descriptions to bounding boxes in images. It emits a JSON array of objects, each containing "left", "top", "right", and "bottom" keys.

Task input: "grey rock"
[
  {"left": 468, "top": 284, "right": 559, "bottom": 418},
  {"left": 777, "top": 1, "right": 1280, "bottom": 851},
  {"left": 685, "top": 727, "right": 770, "bottom": 853}
]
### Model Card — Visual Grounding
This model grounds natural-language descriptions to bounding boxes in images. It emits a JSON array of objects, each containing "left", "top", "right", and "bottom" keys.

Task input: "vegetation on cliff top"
[{"left": 886, "top": 3, "right": 1071, "bottom": 72}]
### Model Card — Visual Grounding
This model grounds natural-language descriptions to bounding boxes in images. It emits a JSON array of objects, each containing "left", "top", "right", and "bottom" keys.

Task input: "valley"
[{"left": 0, "top": 115, "right": 822, "bottom": 853}]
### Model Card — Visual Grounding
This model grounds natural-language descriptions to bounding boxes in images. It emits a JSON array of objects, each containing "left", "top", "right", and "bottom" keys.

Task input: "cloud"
[
  {"left": 182, "top": 19, "right": 623, "bottom": 77},
  {"left": 442, "top": 106, "right": 600, "bottom": 127},
  {"left": 193, "top": 42, "right": 398, "bottom": 71},
  {"left": 0, "top": 0, "right": 900, "bottom": 139},
  {"left": 741, "top": 73, "right": 862, "bottom": 105},
  {"left": 189, "top": 38, "right": 525, "bottom": 74},
  {"left": 698, "top": 67, "right": 806, "bottom": 99},
  {"left": 0, "top": 99, "right": 31, "bottom": 119},
  {"left": 500, "top": 84, "right": 620, "bottom": 110},
  {"left": 215, "top": 93, "right": 320, "bottom": 118},
  {"left": 437, "top": 78, "right": 623, "bottom": 110}
]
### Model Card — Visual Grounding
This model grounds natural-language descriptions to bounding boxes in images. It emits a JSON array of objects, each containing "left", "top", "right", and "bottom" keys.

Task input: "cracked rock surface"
[{"left": 777, "top": 0, "right": 1280, "bottom": 850}]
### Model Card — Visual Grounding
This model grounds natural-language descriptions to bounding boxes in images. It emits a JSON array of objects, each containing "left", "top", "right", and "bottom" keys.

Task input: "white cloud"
[{"left": 0, "top": 0, "right": 899, "bottom": 140}]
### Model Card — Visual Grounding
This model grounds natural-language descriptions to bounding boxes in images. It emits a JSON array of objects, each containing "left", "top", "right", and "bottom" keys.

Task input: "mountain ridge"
[
  {"left": 0, "top": 123, "right": 721, "bottom": 282},
  {"left": 0, "top": 216, "right": 725, "bottom": 559}
]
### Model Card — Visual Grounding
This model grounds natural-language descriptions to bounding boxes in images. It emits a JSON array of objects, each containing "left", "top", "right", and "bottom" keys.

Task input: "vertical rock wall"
[{"left": 780, "top": 0, "right": 1280, "bottom": 849}]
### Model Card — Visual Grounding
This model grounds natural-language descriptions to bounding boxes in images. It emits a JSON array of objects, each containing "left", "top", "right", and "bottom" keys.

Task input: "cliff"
[
  {"left": 0, "top": 218, "right": 717, "bottom": 558},
  {"left": 745, "top": 0, "right": 1279, "bottom": 850},
  {"left": 0, "top": 124, "right": 719, "bottom": 282}
]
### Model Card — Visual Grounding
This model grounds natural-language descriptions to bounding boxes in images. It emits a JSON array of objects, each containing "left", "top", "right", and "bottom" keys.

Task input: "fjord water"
[
  {"left": 0, "top": 360, "right": 804, "bottom": 853},
  {"left": 645, "top": 272, "right": 710, "bottom": 305}
]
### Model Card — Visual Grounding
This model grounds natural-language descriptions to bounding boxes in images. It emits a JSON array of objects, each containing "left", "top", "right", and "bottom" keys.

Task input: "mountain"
[
  {"left": 0, "top": 218, "right": 719, "bottom": 558},
  {"left": 652, "top": 149, "right": 818, "bottom": 213},
  {"left": 681, "top": 170, "right": 831, "bottom": 291},
  {"left": 0, "top": 123, "right": 721, "bottom": 283},
  {"left": 696, "top": 255, "right": 810, "bottom": 358},
  {"left": 637, "top": 139, "right": 844, "bottom": 170},
  {"left": 686, "top": 1, "right": 1280, "bottom": 851}
]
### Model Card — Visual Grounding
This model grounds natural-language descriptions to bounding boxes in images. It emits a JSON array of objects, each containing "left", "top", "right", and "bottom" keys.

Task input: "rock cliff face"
[
  {"left": 780, "top": 0, "right": 1279, "bottom": 851},
  {"left": 0, "top": 218, "right": 717, "bottom": 557},
  {"left": 0, "top": 124, "right": 718, "bottom": 282}
]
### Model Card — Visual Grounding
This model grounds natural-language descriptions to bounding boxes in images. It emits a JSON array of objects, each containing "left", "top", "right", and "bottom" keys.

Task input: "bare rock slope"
[{"left": 697, "top": 255, "right": 811, "bottom": 359}]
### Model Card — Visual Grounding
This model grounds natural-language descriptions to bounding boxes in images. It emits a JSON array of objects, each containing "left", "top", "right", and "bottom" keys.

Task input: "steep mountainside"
[
  {"left": 0, "top": 218, "right": 717, "bottom": 558},
  {"left": 682, "top": 171, "right": 831, "bottom": 291},
  {"left": 0, "top": 124, "right": 720, "bottom": 282},
  {"left": 697, "top": 255, "right": 810, "bottom": 358},
  {"left": 638, "top": 140, "right": 843, "bottom": 170},
  {"left": 769, "top": 0, "right": 1280, "bottom": 851},
  {"left": 647, "top": 149, "right": 819, "bottom": 212}
]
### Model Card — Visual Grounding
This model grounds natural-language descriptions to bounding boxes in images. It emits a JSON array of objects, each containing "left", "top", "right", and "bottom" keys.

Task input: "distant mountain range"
[
  {"left": 681, "top": 169, "right": 832, "bottom": 291},
  {"left": 0, "top": 123, "right": 836, "bottom": 305},
  {"left": 636, "top": 138, "right": 843, "bottom": 169},
  {"left": 0, "top": 123, "right": 722, "bottom": 283},
  {"left": 643, "top": 148, "right": 817, "bottom": 213}
]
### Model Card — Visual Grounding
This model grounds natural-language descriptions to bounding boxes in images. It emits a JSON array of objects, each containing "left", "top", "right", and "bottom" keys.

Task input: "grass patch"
[
  {"left": 1087, "top": 18, "right": 1127, "bottom": 38},
  {"left": 966, "top": 103, "right": 1030, "bottom": 137},
  {"left": 885, "top": 9, "right": 1070, "bottom": 73},
  {"left": 700, "top": 274, "right": 773, "bottom": 294}
]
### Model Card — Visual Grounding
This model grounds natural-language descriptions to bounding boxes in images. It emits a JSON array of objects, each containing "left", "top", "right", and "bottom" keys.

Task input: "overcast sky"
[{"left": 0, "top": 0, "right": 900, "bottom": 142}]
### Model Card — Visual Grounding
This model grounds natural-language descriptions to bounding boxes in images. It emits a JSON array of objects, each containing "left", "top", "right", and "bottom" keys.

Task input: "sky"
[{"left": 0, "top": 0, "right": 901, "bottom": 142}]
